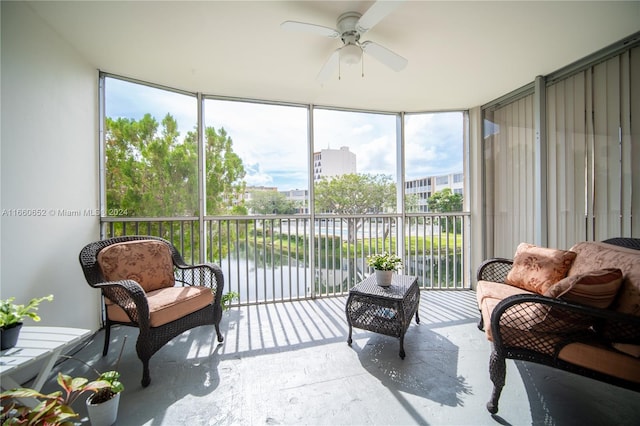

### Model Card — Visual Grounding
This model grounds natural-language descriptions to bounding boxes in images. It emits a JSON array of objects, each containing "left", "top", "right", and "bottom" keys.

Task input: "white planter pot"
[
  {"left": 86, "top": 392, "right": 120, "bottom": 426},
  {"left": 375, "top": 270, "right": 393, "bottom": 287}
]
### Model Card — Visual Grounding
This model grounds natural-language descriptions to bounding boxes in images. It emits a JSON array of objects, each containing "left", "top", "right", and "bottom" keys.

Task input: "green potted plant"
[
  {"left": 85, "top": 370, "right": 124, "bottom": 426},
  {"left": 366, "top": 252, "right": 403, "bottom": 287},
  {"left": 221, "top": 291, "right": 240, "bottom": 312},
  {"left": 1, "top": 344, "right": 125, "bottom": 426},
  {"left": 0, "top": 294, "right": 53, "bottom": 350},
  {"left": 83, "top": 335, "right": 126, "bottom": 426},
  {"left": 0, "top": 371, "right": 112, "bottom": 425}
]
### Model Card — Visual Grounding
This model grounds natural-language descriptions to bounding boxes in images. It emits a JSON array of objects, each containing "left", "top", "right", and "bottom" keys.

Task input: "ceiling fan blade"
[
  {"left": 280, "top": 21, "right": 339, "bottom": 38},
  {"left": 361, "top": 41, "right": 408, "bottom": 72},
  {"left": 356, "top": 1, "right": 404, "bottom": 33},
  {"left": 316, "top": 49, "right": 340, "bottom": 82}
]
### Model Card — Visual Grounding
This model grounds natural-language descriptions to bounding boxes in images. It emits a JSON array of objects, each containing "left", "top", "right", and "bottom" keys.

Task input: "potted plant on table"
[
  {"left": 0, "top": 294, "right": 53, "bottom": 350},
  {"left": 366, "top": 252, "right": 403, "bottom": 287}
]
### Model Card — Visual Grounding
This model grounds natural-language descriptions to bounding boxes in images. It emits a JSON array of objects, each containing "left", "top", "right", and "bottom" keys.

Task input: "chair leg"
[
  {"left": 141, "top": 360, "right": 151, "bottom": 388},
  {"left": 215, "top": 323, "right": 224, "bottom": 343},
  {"left": 487, "top": 349, "right": 506, "bottom": 414},
  {"left": 477, "top": 315, "right": 484, "bottom": 331},
  {"left": 102, "top": 324, "right": 111, "bottom": 356}
]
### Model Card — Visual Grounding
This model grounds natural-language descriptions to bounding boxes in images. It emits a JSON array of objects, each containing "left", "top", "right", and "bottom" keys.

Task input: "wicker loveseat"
[
  {"left": 476, "top": 238, "right": 640, "bottom": 414},
  {"left": 79, "top": 236, "right": 225, "bottom": 387}
]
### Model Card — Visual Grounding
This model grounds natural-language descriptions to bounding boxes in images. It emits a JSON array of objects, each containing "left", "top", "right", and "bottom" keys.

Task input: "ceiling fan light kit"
[
  {"left": 281, "top": 0, "right": 407, "bottom": 82},
  {"left": 340, "top": 43, "right": 362, "bottom": 65}
]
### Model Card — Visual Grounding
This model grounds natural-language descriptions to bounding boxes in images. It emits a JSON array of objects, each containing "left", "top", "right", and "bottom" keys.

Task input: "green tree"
[
  {"left": 247, "top": 190, "right": 298, "bottom": 215},
  {"left": 427, "top": 188, "right": 463, "bottom": 233},
  {"left": 105, "top": 114, "right": 247, "bottom": 262},
  {"left": 314, "top": 173, "right": 395, "bottom": 215},
  {"left": 313, "top": 173, "right": 396, "bottom": 288},
  {"left": 105, "top": 115, "right": 246, "bottom": 217},
  {"left": 427, "top": 188, "right": 462, "bottom": 212}
]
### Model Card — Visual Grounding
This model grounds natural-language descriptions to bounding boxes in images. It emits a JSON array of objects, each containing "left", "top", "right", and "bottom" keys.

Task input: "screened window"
[
  {"left": 403, "top": 112, "right": 464, "bottom": 213},
  {"left": 312, "top": 108, "right": 397, "bottom": 214},
  {"left": 204, "top": 100, "right": 309, "bottom": 215},
  {"left": 104, "top": 77, "right": 197, "bottom": 217}
]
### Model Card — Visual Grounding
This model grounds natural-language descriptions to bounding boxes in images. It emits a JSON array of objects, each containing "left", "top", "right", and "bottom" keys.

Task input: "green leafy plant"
[
  {"left": 1, "top": 339, "right": 126, "bottom": 425},
  {"left": 0, "top": 372, "right": 111, "bottom": 425},
  {"left": 0, "top": 295, "right": 54, "bottom": 329},
  {"left": 221, "top": 291, "right": 239, "bottom": 311},
  {"left": 88, "top": 370, "right": 124, "bottom": 404},
  {"left": 366, "top": 252, "right": 403, "bottom": 271}
]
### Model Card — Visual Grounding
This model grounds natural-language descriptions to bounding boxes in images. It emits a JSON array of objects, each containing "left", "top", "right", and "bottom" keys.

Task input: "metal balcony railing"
[{"left": 102, "top": 212, "right": 470, "bottom": 306}]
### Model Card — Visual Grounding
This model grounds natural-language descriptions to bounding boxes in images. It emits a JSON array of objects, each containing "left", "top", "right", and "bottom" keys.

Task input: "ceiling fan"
[{"left": 281, "top": 1, "right": 408, "bottom": 82}]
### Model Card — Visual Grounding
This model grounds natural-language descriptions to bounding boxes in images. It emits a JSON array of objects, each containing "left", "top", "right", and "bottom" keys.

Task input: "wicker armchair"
[{"left": 79, "top": 236, "right": 224, "bottom": 387}]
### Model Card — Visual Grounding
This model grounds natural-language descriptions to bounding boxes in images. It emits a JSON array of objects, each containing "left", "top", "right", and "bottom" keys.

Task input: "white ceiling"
[{"left": 28, "top": 1, "right": 640, "bottom": 112}]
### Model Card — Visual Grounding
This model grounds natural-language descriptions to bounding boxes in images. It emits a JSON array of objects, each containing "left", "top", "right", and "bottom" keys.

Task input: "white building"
[
  {"left": 313, "top": 146, "right": 356, "bottom": 182},
  {"left": 405, "top": 172, "right": 464, "bottom": 212},
  {"left": 279, "top": 189, "right": 309, "bottom": 214}
]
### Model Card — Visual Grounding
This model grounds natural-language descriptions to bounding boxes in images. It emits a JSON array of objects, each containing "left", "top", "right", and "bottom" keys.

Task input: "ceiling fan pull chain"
[
  {"left": 361, "top": 54, "right": 365, "bottom": 78},
  {"left": 338, "top": 59, "right": 342, "bottom": 80}
]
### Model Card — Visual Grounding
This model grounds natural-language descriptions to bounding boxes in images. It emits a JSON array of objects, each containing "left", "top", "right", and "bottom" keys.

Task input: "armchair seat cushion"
[{"left": 106, "top": 286, "right": 213, "bottom": 327}]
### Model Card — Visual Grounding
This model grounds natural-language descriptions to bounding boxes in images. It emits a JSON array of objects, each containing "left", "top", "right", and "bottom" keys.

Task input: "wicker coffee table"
[{"left": 345, "top": 274, "right": 420, "bottom": 359}]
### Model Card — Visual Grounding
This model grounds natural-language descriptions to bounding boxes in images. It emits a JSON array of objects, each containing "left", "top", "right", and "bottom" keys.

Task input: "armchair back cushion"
[{"left": 97, "top": 239, "right": 175, "bottom": 292}]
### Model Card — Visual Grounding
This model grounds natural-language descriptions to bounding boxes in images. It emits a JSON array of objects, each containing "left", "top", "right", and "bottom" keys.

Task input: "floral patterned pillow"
[
  {"left": 97, "top": 240, "right": 175, "bottom": 292},
  {"left": 505, "top": 243, "right": 577, "bottom": 294}
]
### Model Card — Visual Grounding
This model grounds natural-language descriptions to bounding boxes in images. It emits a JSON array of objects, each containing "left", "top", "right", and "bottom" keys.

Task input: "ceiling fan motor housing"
[{"left": 337, "top": 11, "right": 362, "bottom": 42}]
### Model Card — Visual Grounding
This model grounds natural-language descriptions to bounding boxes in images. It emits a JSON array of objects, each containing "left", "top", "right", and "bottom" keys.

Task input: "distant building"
[
  {"left": 405, "top": 172, "right": 464, "bottom": 212},
  {"left": 313, "top": 146, "right": 356, "bottom": 182},
  {"left": 279, "top": 189, "right": 309, "bottom": 214},
  {"left": 243, "top": 186, "right": 278, "bottom": 203}
]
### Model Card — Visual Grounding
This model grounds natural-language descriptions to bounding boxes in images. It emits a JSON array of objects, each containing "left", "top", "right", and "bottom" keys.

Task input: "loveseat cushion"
[
  {"left": 543, "top": 268, "right": 623, "bottom": 309},
  {"left": 612, "top": 343, "right": 640, "bottom": 358},
  {"left": 557, "top": 342, "right": 640, "bottom": 384},
  {"left": 505, "top": 243, "right": 577, "bottom": 294},
  {"left": 568, "top": 242, "right": 640, "bottom": 316},
  {"left": 106, "top": 286, "right": 213, "bottom": 327},
  {"left": 98, "top": 239, "right": 175, "bottom": 292},
  {"left": 477, "top": 280, "right": 592, "bottom": 343},
  {"left": 476, "top": 280, "right": 535, "bottom": 308},
  {"left": 477, "top": 281, "right": 535, "bottom": 341}
]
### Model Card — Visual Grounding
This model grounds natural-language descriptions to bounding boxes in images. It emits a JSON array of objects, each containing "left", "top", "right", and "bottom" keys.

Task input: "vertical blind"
[
  {"left": 547, "top": 46, "right": 640, "bottom": 246},
  {"left": 483, "top": 94, "right": 536, "bottom": 258},
  {"left": 483, "top": 45, "right": 639, "bottom": 258}
]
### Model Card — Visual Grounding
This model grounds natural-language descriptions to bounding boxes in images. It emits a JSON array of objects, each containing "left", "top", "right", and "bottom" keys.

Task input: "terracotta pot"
[
  {"left": 375, "top": 270, "right": 393, "bottom": 287},
  {"left": 1, "top": 322, "right": 23, "bottom": 350}
]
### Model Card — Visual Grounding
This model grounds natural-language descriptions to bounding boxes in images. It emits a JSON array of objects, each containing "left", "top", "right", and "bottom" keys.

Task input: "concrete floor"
[{"left": 33, "top": 291, "right": 640, "bottom": 425}]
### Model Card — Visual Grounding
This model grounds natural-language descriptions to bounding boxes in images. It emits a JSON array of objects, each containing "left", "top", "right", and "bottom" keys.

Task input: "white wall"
[{"left": 1, "top": 2, "right": 101, "bottom": 329}]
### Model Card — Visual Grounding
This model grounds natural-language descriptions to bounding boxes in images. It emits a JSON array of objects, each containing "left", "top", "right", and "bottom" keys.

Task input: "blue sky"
[{"left": 105, "top": 78, "right": 463, "bottom": 191}]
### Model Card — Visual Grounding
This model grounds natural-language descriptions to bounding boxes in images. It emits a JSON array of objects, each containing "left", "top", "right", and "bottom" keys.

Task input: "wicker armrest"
[
  {"left": 174, "top": 263, "right": 225, "bottom": 302},
  {"left": 490, "top": 293, "right": 640, "bottom": 352},
  {"left": 477, "top": 258, "right": 513, "bottom": 283},
  {"left": 95, "top": 279, "right": 150, "bottom": 328}
]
